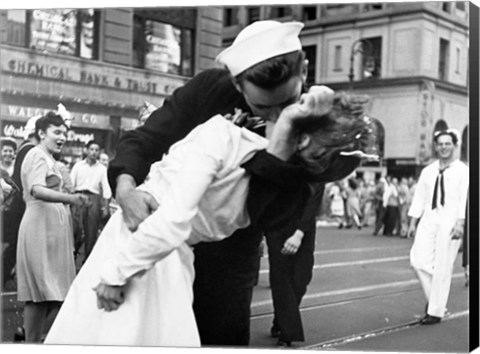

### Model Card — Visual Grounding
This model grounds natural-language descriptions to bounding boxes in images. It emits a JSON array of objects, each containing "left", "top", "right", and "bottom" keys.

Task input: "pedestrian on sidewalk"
[
  {"left": 372, "top": 177, "right": 386, "bottom": 235},
  {"left": 382, "top": 176, "right": 399, "bottom": 236},
  {"left": 397, "top": 177, "right": 410, "bottom": 237},
  {"left": 328, "top": 182, "right": 346, "bottom": 228},
  {"left": 70, "top": 140, "right": 112, "bottom": 262},
  {"left": 407, "top": 129, "right": 469, "bottom": 325},
  {"left": 16, "top": 113, "right": 89, "bottom": 342},
  {"left": 267, "top": 184, "right": 324, "bottom": 347},
  {"left": 345, "top": 177, "right": 362, "bottom": 229}
]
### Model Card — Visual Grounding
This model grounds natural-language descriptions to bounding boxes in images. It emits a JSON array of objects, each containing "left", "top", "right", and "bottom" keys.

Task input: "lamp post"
[
  {"left": 348, "top": 38, "right": 374, "bottom": 89},
  {"left": 348, "top": 38, "right": 383, "bottom": 170}
]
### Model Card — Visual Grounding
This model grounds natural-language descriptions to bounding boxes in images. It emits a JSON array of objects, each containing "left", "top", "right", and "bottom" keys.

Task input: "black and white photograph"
[{"left": 0, "top": 1, "right": 477, "bottom": 353}]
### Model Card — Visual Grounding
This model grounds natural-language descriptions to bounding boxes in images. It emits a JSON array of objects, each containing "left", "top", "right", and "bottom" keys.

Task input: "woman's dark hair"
[
  {"left": 34, "top": 112, "right": 68, "bottom": 140},
  {"left": 297, "top": 92, "right": 371, "bottom": 150},
  {"left": 236, "top": 50, "right": 306, "bottom": 90},
  {"left": 293, "top": 92, "right": 375, "bottom": 182}
]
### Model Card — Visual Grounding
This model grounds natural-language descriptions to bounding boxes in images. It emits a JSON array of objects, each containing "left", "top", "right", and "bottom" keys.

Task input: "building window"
[
  {"left": 441, "top": 2, "right": 451, "bottom": 13},
  {"left": 3, "top": 9, "right": 99, "bottom": 59},
  {"left": 29, "top": 9, "right": 99, "bottom": 59},
  {"left": 303, "top": 45, "right": 317, "bottom": 85},
  {"left": 326, "top": 4, "right": 349, "bottom": 9},
  {"left": 3, "top": 10, "right": 28, "bottom": 46},
  {"left": 303, "top": 6, "right": 317, "bottom": 21},
  {"left": 363, "top": 3, "right": 384, "bottom": 11},
  {"left": 456, "top": 2, "right": 466, "bottom": 11},
  {"left": 334, "top": 45, "right": 342, "bottom": 71},
  {"left": 247, "top": 7, "right": 261, "bottom": 24},
  {"left": 133, "top": 16, "right": 194, "bottom": 76},
  {"left": 456, "top": 47, "right": 461, "bottom": 73},
  {"left": 362, "top": 37, "right": 382, "bottom": 79},
  {"left": 439, "top": 38, "right": 449, "bottom": 80},
  {"left": 223, "top": 7, "right": 239, "bottom": 26},
  {"left": 269, "top": 6, "right": 292, "bottom": 18}
]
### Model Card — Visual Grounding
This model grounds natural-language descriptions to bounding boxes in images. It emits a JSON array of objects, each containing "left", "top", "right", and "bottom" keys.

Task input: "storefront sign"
[
  {"left": 393, "top": 159, "right": 417, "bottom": 166},
  {"left": 1, "top": 104, "right": 110, "bottom": 129},
  {"left": 2, "top": 47, "right": 185, "bottom": 96},
  {"left": 2, "top": 120, "right": 95, "bottom": 144}
]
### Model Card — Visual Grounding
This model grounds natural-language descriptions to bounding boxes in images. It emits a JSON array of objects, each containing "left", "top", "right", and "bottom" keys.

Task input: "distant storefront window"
[
  {"left": 247, "top": 7, "right": 261, "bottom": 24},
  {"left": 455, "top": 1, "right": 466, "bottom": 11},
  {"left": 303, "top": 45, "right": 317, "bottom": 85},
  {"left": 3, "top": 10, "right": 27, "bottom": 46},
  {"left": 269, "top": 6, "right": 292, "bottom": 18},
  {"left": 362, "top": 37, "right": 382, "bottom": 79},
  {"left": 303, "top": 6, "right": 317, "bottom": 21},
  {"left": 224, "top": 7, "right": 239, "bottom": 26},
  {"left": 133, "top": 17, "right": 193, "bottom": 76},
  {"left": 3, "top": 9, "right": 99, "bottom": 59}
]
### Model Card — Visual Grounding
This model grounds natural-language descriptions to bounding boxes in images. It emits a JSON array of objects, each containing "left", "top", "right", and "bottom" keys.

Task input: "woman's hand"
[
  {"left": 93, "top": 282, "right": 126, "bottom": 312},
  {"left": 70, "top": 194, "right": 90, "bottom": 207},
  {"left": 281, "top": 229, "right": 304, "bottom": 255}
]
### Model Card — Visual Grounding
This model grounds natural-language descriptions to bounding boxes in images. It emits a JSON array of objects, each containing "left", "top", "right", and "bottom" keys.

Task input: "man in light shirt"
[
  {"left": 407, "top": 129, "right": 469, "bottom": 325},
  {"left": 71, "top": 140, "right": 112, "bottom": 261}
]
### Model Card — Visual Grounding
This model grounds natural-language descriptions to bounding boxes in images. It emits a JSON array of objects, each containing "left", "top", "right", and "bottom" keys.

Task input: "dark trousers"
[
  {"left": 2, "top": 242, "right": 17, "bottom": 288},
  {"left": 373, "top": 202, "right": 385, "bottom": 235},
  {"left": 266, "top": 225, "right": 316, "bottom": 342},
  {"left": 2, "top": 196, "right": 25, "bottom": 289},
  {"left": 383, "top": 205, "right": 399, "bottom": 235},
  {"left": 192, "top": 225, "right": 263, "bottom": 346},
  {"left": 72, "top": 192, "right": 101, "bottom": 261},
  {"left": 462, "top": 198, "right": 469, "bottom": 268}
]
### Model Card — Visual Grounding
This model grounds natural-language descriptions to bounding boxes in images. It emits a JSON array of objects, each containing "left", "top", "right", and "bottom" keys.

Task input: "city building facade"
[
  {"left": 0, "top": 7, "right": 223, "bottom": 163},
  {"left": 222, "top": 2, "right": 470, "bottom": 180}
]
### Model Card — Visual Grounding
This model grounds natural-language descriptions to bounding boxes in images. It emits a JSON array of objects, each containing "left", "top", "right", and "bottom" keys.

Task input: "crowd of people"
[
  {"left": 0, "top": 20, "right": 469, "bottom": 348},
  {"left": 323, "top": 175, "right": 418, "bottom": 237}
]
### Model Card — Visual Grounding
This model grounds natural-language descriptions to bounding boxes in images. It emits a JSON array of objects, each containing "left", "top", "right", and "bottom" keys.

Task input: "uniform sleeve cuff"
[
  {"left": 241, "top": 150, "right": 307, "bottom": 189},
  {"left": 99, "top": 258, "right": 128, "bottom": 286}
]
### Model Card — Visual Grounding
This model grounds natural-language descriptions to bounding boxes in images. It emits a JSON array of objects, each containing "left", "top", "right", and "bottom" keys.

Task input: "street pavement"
[
  {"left": 249, "top": 223, "right": 474, "bottom": 353},
  {"left": 1, "top": 223, "right": 475, "bottom": 353}
]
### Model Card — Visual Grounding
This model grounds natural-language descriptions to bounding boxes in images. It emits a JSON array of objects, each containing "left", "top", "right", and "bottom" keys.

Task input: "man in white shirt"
[
  {"left": 407, "top": 129, "right": 469, "bottom": 325},
  {"left": 71, "top": 140, "right": 112, "bottom": 261}
]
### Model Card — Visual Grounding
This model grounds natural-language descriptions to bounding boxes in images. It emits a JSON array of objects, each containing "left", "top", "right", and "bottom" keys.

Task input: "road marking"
[
  {"left": 314, "top": 245, "right": 410, "bottom": 255},
  {"left": 261, "top": 245, "right": 411, "bottom": 260},
  {"left": 259, "top": 255, "right": 410, "bottom": 275},
  {"left": 301, "top": 309, "right": 470, "bottom": 349},
  {"left": 313, "top": 255, "right": 410, "bottom": 269},
  {"left": 251, "top": 272, "right": 465, "bottom": 309}
]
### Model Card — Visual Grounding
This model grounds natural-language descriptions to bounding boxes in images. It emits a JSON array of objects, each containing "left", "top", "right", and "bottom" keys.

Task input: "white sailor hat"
[
  {"left": 216, "top": 20, "right": 304, "bottom": 77},
  {"left": 56, "top": 103, "right": 73, "bottom": 128},
  {"left": 23, "top": 114, "right": 42, "bottom": 140}
]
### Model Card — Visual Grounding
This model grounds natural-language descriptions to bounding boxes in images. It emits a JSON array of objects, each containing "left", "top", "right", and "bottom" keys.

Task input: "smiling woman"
[{"left": 15, "top": 112, "right": 90, "bottom": 343}]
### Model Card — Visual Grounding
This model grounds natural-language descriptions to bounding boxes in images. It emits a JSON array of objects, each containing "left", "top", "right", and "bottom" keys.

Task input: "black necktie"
[{"left": 431, "top": 167, "right": 448, "bottom": 210}]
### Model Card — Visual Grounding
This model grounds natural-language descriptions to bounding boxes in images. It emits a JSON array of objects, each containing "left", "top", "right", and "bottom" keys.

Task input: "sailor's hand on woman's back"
[{"left": 266, "top": 85, "right": 335, "bottom": 161}]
